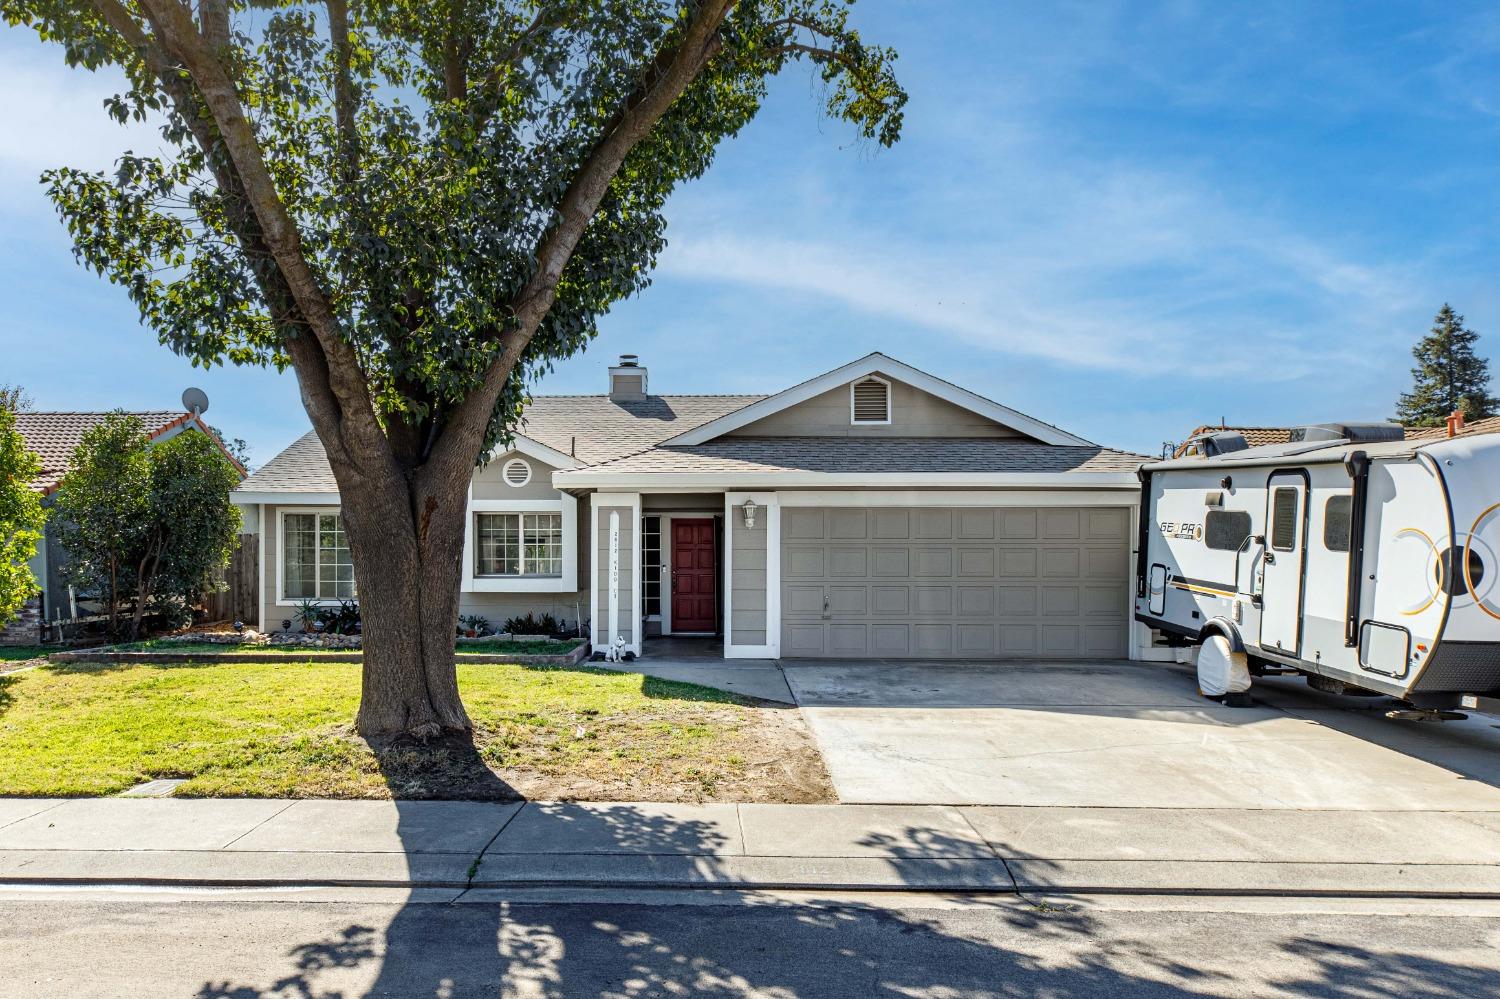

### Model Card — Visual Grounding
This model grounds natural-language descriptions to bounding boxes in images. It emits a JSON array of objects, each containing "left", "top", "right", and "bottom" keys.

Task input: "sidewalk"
[{"left": 2, "top": 797, "right": 1499, "bottom": 897}]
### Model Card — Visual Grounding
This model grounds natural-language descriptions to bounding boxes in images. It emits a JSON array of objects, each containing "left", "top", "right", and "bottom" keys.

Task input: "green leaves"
[
  {"left": 8, "top": 0, "right": 904, "bottom": 456},
  {"left": 1396, "top": 304, "right": 1497, "bottom": 426},
  {"left": 0, "top": 407, "right": 46, "bottom": 627},
  {"left": 54, "top": 415, "right": 241, "bottom": 636}
]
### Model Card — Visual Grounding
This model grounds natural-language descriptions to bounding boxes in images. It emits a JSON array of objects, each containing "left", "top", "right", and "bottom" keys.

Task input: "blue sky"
[{"left": 3, "top": 1, "right": 1498, "bottom": 466}]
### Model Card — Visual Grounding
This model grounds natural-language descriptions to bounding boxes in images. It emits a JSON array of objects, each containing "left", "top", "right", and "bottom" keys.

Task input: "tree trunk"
[{"left": 335, "top": 456, "right": 474, "bottom": 741}]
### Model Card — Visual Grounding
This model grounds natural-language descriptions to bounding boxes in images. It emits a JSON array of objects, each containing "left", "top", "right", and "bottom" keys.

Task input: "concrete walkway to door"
[{"left": 782, "top": 659, "right": 1500, "bottom": 811}]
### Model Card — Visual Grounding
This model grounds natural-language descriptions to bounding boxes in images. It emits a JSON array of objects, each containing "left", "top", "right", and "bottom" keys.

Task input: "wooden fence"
[{"left": 202, "top": 533, "right": 258, "bottom": 624}]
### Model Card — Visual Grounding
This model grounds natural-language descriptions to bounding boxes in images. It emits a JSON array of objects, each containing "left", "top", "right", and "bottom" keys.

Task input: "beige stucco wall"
[
  {"left": 727, "top": 378, "right": 1029, "bottom": 439},
  {"left": 471, "top": 450, "right": 564, "bottom": 501}
]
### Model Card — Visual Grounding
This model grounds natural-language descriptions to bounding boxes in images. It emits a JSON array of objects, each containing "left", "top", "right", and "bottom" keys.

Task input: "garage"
[{"left": 779, "top": 505, "right": 1131, "bottom": 659}]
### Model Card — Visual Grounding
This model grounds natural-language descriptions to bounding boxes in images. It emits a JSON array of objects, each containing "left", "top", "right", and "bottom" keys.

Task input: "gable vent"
[
  {"left": 502, "top": 457, "right": 532, "bottom": 487},
  {"left": 850, "top": 377, "right": 891, "bottom": 424}
]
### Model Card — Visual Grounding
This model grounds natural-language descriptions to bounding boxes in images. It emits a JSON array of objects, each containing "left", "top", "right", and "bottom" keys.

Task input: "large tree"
[
  {"left": 1396, "top": 304, "right": 1497, "bottom": 426},
  {"left": 0, "top": 407, "right": 46, "bottom": 628},
  {"left": 3, "top": 1, "right": 904, "bottom": 738}
]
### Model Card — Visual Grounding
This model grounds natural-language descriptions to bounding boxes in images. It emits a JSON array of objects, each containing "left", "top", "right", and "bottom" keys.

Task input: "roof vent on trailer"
[
  {"left": 1183, "top": 430, "right": 1248, "bottom": 458},
  {"left": 1290, "top": 422, "right": 1404, "bottom": 444}
]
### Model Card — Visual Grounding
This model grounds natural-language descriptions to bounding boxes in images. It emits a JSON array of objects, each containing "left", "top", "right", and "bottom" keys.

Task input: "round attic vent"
[{"left": 502, "top": 458, "right": 532, "bottom": 487}]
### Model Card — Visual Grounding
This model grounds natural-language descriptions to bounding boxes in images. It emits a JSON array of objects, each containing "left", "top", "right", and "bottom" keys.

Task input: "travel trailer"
[{"left": 1135, "top": 422, "right": 1500, "bottom": 716}]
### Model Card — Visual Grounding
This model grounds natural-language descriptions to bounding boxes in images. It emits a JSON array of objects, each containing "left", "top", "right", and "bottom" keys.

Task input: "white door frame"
[{"left": 1260, "top": 471, "right": 1308, "bottom": 654}]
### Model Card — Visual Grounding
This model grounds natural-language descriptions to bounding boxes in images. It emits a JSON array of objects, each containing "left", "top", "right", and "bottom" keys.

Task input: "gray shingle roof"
[
  {"left": 575, "top": 438, "right": 1146, "bottom": 475},
  {"left": 238, "top": 394, "right": 1142, "bottom": 494},
  {"left": 236, "top": 430, "right": 337, "bottom": 494},
  {"left": 15, "top": 411, "right": 194, "bottom": 493},
  {"left": 517, "top": 395, "right": 765, "bottom": 464}
]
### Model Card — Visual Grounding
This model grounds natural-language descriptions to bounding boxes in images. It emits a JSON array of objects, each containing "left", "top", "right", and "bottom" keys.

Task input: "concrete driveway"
[{"left": 783, "top": 659, "right": 1500, "bottom": 810}]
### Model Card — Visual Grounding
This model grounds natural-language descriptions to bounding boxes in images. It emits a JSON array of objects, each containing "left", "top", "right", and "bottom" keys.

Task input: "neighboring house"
[
  {"left": 0, "top": 409, "right": 246, "bottom": 644},
  {"left": 238, "top": 353, "right": 1152, "bottom": 661},
  {"left": 1404, "top": 414, "right": 1500, "bottom": 440}
]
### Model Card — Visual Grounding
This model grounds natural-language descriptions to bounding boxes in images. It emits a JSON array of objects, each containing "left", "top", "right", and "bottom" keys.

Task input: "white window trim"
[
  {"left": 275, "top": 506, "right": 356, "bottom": 607},
  {"left": 501, "top": 457, "right": 533, "bottom": 487},
  {"left": 462, "top": 496, "right": 578, "bottom": 593},
  {"left": 849, "top": 374, "right": 892, "bottom": 425}
]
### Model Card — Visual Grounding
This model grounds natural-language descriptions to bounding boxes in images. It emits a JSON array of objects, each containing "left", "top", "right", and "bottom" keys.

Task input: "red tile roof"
[{"left": 14, "top": 411, "right": 242, "bottom": 494}]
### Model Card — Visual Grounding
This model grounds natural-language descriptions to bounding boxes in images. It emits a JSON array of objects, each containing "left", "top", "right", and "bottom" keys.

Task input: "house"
[
  {"left": 0, "top": 407, "right": 246, "bottom": 644},
  {"left": 234, "top": 353, "right": 1152, "bottom": 660}
]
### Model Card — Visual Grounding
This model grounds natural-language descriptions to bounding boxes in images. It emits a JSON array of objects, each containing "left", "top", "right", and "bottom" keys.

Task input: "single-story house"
[
  {"left": 234, "top": 353, "right": 1153, "bottom": 660},
  {"left": 1, "top": 407, "right": 246, "bottom": 644}
]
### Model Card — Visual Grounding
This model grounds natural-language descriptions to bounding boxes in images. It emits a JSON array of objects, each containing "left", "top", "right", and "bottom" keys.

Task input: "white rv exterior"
[{"left": 1135, "top": 427, "right": 1500, "bottom": 707}]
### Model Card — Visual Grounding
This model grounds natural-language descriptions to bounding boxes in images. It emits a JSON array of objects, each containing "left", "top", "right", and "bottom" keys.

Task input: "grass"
[
  {"left": 0, "top": 646, "right": 50, "bottom": 663},
  {"left": 110, "top": 637, "right": 583, "bottom": 656},
  {"left": 0, "top": 660, "right": 828, "bottom": 802}
]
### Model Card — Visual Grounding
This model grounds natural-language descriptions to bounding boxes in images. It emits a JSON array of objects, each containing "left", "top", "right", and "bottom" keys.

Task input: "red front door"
[{"left": 671, "top": 519, "right": 717, "bottom": 633}]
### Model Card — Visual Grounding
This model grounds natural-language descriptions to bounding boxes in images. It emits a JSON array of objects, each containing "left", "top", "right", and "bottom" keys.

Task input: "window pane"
[
  {"left": 477, "top": 513, "right": 520, "bottom": 576},
  {"left": 1270, "top": 488, "right": 1300, "bottom": 552},
  {"left": 522, "top": 513, "right": 563, "bottom": 576},
  {"left": 283, "top": 513, "right": 317, "bottom": 599},
  {"left": 1204, "top": 510, "right": 1252, "bottom": 552},
  {"left": 316, "top": 514, "right": 355, "bottom": 599},
  {"left": 1323, "top": 496, "right": 1353, "bottom": 553}
]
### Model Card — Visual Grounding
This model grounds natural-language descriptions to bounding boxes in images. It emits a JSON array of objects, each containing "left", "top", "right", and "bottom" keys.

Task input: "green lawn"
[
  {"left": 0, "top": 646, "right": 49, "bottom": 664},
  {"left": 0, "top": 660, "right": 829, "bottom": 802},
  {"left": 111, "top": 637, "right": 582, "bottom": 656}
]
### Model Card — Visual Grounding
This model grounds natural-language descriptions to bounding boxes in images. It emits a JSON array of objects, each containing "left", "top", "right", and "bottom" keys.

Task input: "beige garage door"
[{"left": 780, "top": 506, "right": 1130, "bottom": 659}]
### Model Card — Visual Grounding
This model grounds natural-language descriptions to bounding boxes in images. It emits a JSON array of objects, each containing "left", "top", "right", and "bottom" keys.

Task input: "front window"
[
  {"left": 476, "top": 512, "right": 563, "bottom": 577},
  {"left": 284, "top": 512, "right": 355, "bottom": 600}
]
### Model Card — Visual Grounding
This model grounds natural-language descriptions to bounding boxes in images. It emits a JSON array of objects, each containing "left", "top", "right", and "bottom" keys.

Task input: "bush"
[{"left": 503, "top": 612, "right": 561, "bottom": 636}]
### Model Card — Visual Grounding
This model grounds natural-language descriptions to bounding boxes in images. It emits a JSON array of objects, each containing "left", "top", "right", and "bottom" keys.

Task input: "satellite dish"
[{"left": 181, "top": 387, "right": 210, "bottom": 415}]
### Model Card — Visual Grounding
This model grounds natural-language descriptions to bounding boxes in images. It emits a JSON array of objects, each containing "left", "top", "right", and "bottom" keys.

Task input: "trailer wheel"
[{"left": 1197, "top": 634, "right": 1251, "bottom": 699}]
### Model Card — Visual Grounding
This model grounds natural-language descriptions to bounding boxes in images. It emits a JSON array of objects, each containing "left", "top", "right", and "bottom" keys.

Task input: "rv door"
[{"left": 1260, "top": 472, "right": 1308, "bottom": 654}]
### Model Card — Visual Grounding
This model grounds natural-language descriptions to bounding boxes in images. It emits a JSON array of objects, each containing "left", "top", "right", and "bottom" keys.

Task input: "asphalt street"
[{"left": 3, "top": 887, "right": 1498, "bottom": 998}]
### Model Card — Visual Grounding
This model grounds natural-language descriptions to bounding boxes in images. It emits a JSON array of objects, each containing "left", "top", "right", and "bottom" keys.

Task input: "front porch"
[{"left": 591, "top": 491, "right": 775, "bottom": 661}]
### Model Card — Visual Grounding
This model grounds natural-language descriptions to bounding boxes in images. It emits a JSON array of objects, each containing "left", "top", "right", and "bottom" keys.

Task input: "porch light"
[{"left": 741, "top": 498, "right": 759, "bottom": 529}]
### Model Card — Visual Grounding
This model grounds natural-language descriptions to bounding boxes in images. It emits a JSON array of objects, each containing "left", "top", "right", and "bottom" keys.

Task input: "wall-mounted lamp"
[{"left": 741, "top": 498, "right": 759, "bottom": 529}]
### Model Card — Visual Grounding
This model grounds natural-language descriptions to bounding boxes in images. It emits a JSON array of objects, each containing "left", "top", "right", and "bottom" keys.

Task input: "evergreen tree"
[{"left": 1397, "top": 304, "right": 1497, "bottom": 426}]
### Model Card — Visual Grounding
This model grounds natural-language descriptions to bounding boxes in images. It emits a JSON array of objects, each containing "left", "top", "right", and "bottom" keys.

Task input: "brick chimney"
[
  {"left": 609, "top": 354, "right": 647, "bottom": 402},
  {"left": 1446, "top": 409, "right": 1466, "bottom": 439}
]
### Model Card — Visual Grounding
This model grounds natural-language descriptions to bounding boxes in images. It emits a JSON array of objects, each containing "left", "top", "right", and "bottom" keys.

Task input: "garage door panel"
[
  {"left": 957, "top": 548, "right": 995, "bottom": 577},
  {"left": 958, "top": 509, "right": 995, "bottom": 539},
  {"left": 1042, "top": 509, "right": 1081, "bottom": 539},
  {"left": 914, "top": 624, "right": 953, "bottom": 655},
  {"left": 872, "top": 586, "right": 910, "bottom": 615},
  {"left": 871, "top": 509, "right": 911, "bottom": 539},
  {"left": 829, "top": 547, "right": 868, "bottom": 577},
  {"left": 828, "top": 586, "right": 868, "bottom": 614},
  {"left": 1040, "top": 548, "right": 1081, "bottom": 578},
  {"left": 999, "top": 549, "right": 1038, "bottom": 577},
  {"left": 957, "top": 586, "right": 994, "bottom": 616},
  {"left": 913, "top": 586, "right": 952, "bottom": 615},
  {"left": 786, "top": 548, "right": 825, "bottom": 578},
  {"left": 915, "top": 509, "right": 954, "bottom": 539},
  {"left": 1041, "top": 586, "right": 1080, "bottom": 616},
  {"left": 781, "top": 505, "right": 1128, "bottom": 660},
  {"left": 829, "top": 509, "right": 869, "bottom": 539},
  {"left": 915, "top": 548, "right": 953, "bottom": 576},
  {"left": 872, "top": 548, "right": 910, "bottom": 576},
  {"left": 999, "top": 585, "right": 1037, "bottom": 615},
  {"left": 785, "top": 508, "right": 826, "bottom": 539}
]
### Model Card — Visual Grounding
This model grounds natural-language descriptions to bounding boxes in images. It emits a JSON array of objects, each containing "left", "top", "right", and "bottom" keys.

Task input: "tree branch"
[
  {"left": 428, "top": 0, "right": 736, "bottom": 476},
  {"left": 136, "top": 0, "right": 390, "bottom": 471}
]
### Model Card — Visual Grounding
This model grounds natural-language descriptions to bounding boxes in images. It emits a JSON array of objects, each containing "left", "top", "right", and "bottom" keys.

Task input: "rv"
[{"left": 1135, "top": 422, "right": 1500, "bottom": 715}]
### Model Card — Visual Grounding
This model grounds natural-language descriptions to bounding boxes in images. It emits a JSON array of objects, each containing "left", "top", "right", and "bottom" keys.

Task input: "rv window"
[
  {"left": 1204, "top": 510, "right": 1252, "bottom": 552},
  {"left": 1323, "top": 495, "right": 1352, "bottom": 553},
  {"left": 1270, "top": 487, "right": 1300, "bottom": 551}
]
